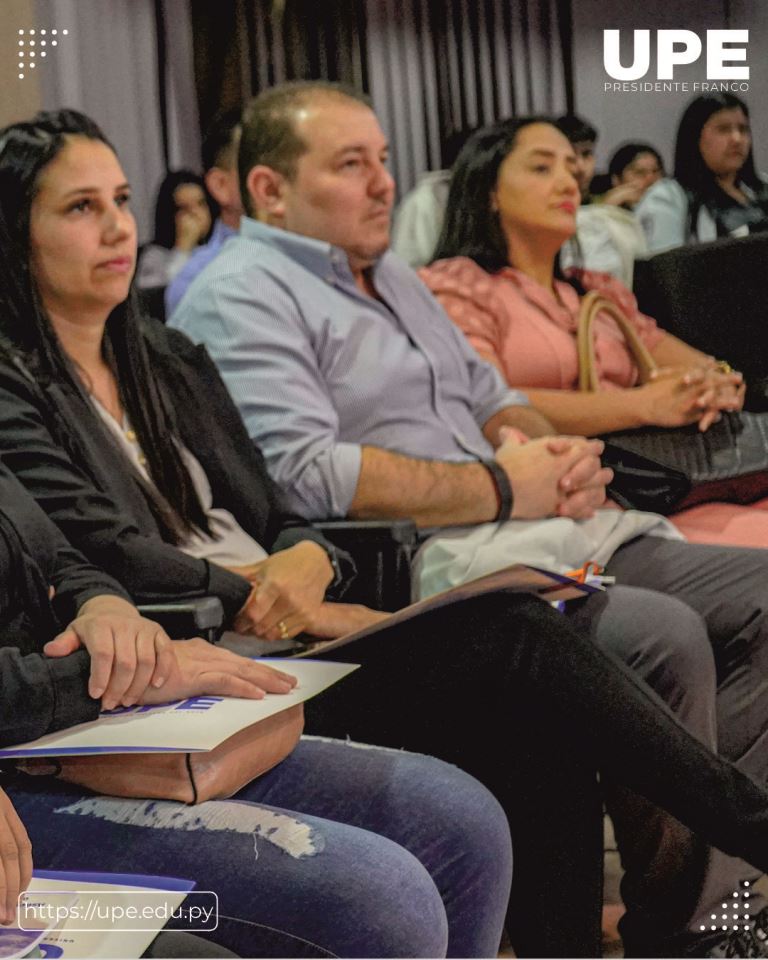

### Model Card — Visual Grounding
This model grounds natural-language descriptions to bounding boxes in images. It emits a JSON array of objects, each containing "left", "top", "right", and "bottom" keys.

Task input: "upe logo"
[{"left": 604, "top": 30, "right": 749, "bottom": 81}]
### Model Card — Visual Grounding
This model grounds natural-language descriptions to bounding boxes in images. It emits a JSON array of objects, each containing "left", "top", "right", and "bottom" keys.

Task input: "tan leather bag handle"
[{"left": 576, "top": 290, "right": 658, "bottom": 392}]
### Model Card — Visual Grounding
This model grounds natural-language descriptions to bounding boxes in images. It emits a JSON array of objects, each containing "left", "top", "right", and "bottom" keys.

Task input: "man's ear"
[
  {"left": 246, "top": 165, "right": 287, "bottom": 219},
  {"left": 204, "top": 166, "right": 230, "bottom": 207}
]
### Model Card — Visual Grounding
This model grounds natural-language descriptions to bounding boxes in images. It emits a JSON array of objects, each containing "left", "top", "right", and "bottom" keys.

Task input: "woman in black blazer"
[{"left": 0, "top": 109, "right": 372, "bottom": 647}]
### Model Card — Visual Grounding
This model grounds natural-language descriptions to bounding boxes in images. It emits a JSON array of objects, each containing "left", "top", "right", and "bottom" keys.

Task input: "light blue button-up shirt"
[
  {"left": 170, "top": 218, "right": 528, "bottom": 518},
  {"left": 166, "top": 218, "right": 239, "bottom": 317}
]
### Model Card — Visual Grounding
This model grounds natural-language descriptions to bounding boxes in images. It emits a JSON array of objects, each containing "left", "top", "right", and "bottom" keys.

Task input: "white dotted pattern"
[
  {"left": 700, "top": 880, "right": 752, "bottom": 933},
  {"left": 16, "top": 26, "right": 68, "bottom": 78}
]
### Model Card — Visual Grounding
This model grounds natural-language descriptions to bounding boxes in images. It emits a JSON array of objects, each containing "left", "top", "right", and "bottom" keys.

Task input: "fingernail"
[{"left": 152, "top": 676, "right": 166, "bottom": 688}]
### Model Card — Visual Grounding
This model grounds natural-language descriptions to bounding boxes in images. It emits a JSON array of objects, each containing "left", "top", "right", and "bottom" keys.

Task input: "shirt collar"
[
  {"left": 211, "top": 218, "right": 238, "bottom": 243},
  {"left": 239, "top": 217, "right": 389, "bottom": 288},
  {"left": 240, "top": 217, "right": 345, "bottom": 278}
]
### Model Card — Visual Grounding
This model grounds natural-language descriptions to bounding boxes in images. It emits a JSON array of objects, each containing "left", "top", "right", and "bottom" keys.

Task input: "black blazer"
[
  {"left": 0, "top": 465, "right": 129, "bottom": 746},
  {"left": 0, "top": 321, "right": 351, "bottom": 623}
]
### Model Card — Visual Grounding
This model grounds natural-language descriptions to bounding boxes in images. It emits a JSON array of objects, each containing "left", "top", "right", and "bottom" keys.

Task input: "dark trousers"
[{"left": 305, "top": 589, "right": 768, "bottom": 958}]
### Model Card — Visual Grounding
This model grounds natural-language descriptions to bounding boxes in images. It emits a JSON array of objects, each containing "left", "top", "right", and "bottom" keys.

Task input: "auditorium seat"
[{"left": 633, "top": 232, "right": 768, "bottom": 409}]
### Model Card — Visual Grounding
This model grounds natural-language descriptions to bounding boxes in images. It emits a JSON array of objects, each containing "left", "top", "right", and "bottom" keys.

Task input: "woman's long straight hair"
[
  {"left": 0, "top": 109, "right": 210, "bottom": 543},
  {"left": 432, "top": 116, "right": 578, "bottom": 282},
  {"left": 673, "top": 93, "right": 768, "bottom": 238}
]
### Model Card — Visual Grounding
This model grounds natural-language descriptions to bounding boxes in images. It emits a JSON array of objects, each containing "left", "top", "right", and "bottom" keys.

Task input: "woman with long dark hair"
[
  {"left": 636, "top": 93, "right": 768, "bottom": 251},
  {"left": 0, "top": 109, "right": 377, "bottom": 647},
  {"left": 135, "top": 170, "right": 213, "bottom": 288},
  {"left": 421, "top": 116, "right": 768, "bottom": 550}
]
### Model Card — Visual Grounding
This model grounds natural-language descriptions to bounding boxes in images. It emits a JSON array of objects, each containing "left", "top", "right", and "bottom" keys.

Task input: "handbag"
[
  {"left": 577, "top": 291, "right": 768, "bottom": 515},
  {"left": 17, "top": 703, "right": 304, "bottom": 804}
]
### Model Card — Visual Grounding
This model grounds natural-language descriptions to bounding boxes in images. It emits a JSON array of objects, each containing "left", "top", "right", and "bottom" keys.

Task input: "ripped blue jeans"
[{"left": 4, "top": 737, "right": 512, "bottom": 958}]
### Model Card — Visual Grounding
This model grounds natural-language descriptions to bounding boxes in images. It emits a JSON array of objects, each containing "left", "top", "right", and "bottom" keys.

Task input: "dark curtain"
[
  {"left": 188, "top": 0, "right": 575, "bottom": 192},
  {"left": 189, "top": 0, "right": 367, "bottom": 134}
]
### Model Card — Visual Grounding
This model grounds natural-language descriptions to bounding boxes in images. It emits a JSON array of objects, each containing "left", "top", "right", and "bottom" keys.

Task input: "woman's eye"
[
  {"left": 115, "top": 192, "right": 131, "bottom": 207},
  {"left": 69, "top": 199, "right": 91, "bottom": 213}
]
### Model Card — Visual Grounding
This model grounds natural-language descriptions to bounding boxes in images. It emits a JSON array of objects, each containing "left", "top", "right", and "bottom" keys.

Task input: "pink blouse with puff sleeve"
[
  {"left": 419, "top": 256, "right": 664, "bottom": 393},
  {"left": 420, "top": 256, "right": 768, "bottom": 550}
]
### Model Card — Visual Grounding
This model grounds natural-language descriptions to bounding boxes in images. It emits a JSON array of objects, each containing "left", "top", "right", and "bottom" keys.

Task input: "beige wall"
[
  {"left": 0, "top": 0, "right": 42, "bottom": 127},
  {"left": 571, "top": 0, "right": 765, "bottom": 173}
]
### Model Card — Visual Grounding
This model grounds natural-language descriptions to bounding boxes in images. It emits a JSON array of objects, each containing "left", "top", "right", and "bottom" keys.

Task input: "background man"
[{"left": 166, "top": 107, "right": 243, "bottom": 317}]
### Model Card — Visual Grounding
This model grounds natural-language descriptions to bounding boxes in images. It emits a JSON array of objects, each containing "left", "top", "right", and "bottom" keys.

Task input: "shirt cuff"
[
  {"left": 292, "top": 442, "right": 363, "bottom": 519},
  {"left": 475, "top": 389, "right": 529, "bottom": 427}
]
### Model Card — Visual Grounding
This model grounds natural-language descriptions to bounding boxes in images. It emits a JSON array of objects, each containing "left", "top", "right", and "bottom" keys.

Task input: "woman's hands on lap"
[
  {"left": 300, "top": 602, "right": 391, "bottom": 639},
  {"left": 637, "top": 363, "right": 744, "bottom": 431},
  {"left": 230, "top": 542, "right": 334, "bottom": 641},
  {"left": 135, "top": 639, "right": 297, "bottom": 704},
  {"left": 44, "top": 596, "right": 298, "bottom": 706},
  {"left": 43, "top": 596, "right": 177, "bottom": 710}
]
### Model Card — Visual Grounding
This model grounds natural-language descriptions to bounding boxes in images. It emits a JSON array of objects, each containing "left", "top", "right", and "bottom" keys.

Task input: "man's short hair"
[
  {"left": 239, "top": 81, "right": 371, "bottom": 216},
  {"left": 201, "top": 107, "right": 243, "bottom": 173},
  {"left": 555, "top": 114, "right": 598, "bottom": 145}
]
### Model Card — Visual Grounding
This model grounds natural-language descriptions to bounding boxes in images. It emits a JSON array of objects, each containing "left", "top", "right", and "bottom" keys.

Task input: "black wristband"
[{"left": 481, "top": 459, "right": 514, "bottom": 524}]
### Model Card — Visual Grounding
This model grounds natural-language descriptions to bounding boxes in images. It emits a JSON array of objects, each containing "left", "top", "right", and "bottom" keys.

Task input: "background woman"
[
  {"left": 636, "top": 93, "right": 768, "bottom": 252},
  {"left": 603, "top": 141, "right": 664, "bottom": 208},
  {"left": 136, "top": 170, "right": 213, "bottom": 289},
  {"left": 422, "top": 116, "right": 768, "bottom": 548}
]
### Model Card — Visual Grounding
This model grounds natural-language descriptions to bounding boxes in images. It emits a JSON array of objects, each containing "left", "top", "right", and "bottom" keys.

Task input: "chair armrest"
[
  {"left": 137, "top": 597, "right": 224, "bottom": 643},
  {"left": 313, "top": 519, "right": 418, "bottom": 611},
  {"left": 314, "top": 518, "right": 418, "bottom": 546}
]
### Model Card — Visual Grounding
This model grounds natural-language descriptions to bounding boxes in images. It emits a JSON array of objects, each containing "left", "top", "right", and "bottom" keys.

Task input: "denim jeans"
[{"left": 5, "top": 737, "right": 512, "bottom": 959}]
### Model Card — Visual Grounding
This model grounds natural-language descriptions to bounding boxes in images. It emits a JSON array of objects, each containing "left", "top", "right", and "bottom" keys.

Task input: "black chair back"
[{"left": 633, "top": 232, "right": 768, "bottom": 406}]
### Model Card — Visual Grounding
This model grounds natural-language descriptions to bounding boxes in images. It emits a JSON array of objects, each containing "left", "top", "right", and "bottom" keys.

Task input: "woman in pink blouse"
[{"left": 420, "top": 117, "right": 768, "bottom": 547}]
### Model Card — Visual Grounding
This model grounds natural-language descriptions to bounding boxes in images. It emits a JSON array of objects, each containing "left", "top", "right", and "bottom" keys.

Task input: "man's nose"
[{"left": 370, "top": 162, "right": 395, "bottom": 198}]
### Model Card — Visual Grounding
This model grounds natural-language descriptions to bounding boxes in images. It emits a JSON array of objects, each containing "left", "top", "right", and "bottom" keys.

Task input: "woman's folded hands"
[{"left": 638, "top": 362, "right": 745, "bottom": 431}]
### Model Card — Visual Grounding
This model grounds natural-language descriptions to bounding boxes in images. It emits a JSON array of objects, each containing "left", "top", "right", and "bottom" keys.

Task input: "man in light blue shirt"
[
  {"left": 171, "top": 81, "right": 768, "bottom": 958},
  {"left": 171, "top": 91, "right": 606, "bottom": 528},
  {"left": 166, "top": 109, "right": 242, "bottom": 317}
]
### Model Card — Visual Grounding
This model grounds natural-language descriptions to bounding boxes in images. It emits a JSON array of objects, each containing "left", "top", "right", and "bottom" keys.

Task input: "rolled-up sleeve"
[{"left": 180, "top": 269, "right": 362, "bottom": 519}]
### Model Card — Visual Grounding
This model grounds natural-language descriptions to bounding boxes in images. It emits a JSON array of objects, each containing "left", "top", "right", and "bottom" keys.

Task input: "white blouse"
[{"left": 92, "top": 398, "right": 268, "bottom": 567}]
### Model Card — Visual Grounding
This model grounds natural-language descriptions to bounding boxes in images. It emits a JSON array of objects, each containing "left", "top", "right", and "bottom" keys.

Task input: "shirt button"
[
  {"left": 125, "top": 429, "right": 137, "bottom": 442},
  {"left": 138, "top": 454, "right": 147, "bottom": 466}
]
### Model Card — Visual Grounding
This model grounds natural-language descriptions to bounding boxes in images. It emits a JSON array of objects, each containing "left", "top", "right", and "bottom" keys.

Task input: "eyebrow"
[
  {"left": 61, "top": 182, "right": 131, "bottom": 198},
  {"left": 527, "top": 148, "right": 577, "bottom": 163},
  {"left": 331, "top": 143, "right": 389, "bottom": 159}
]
